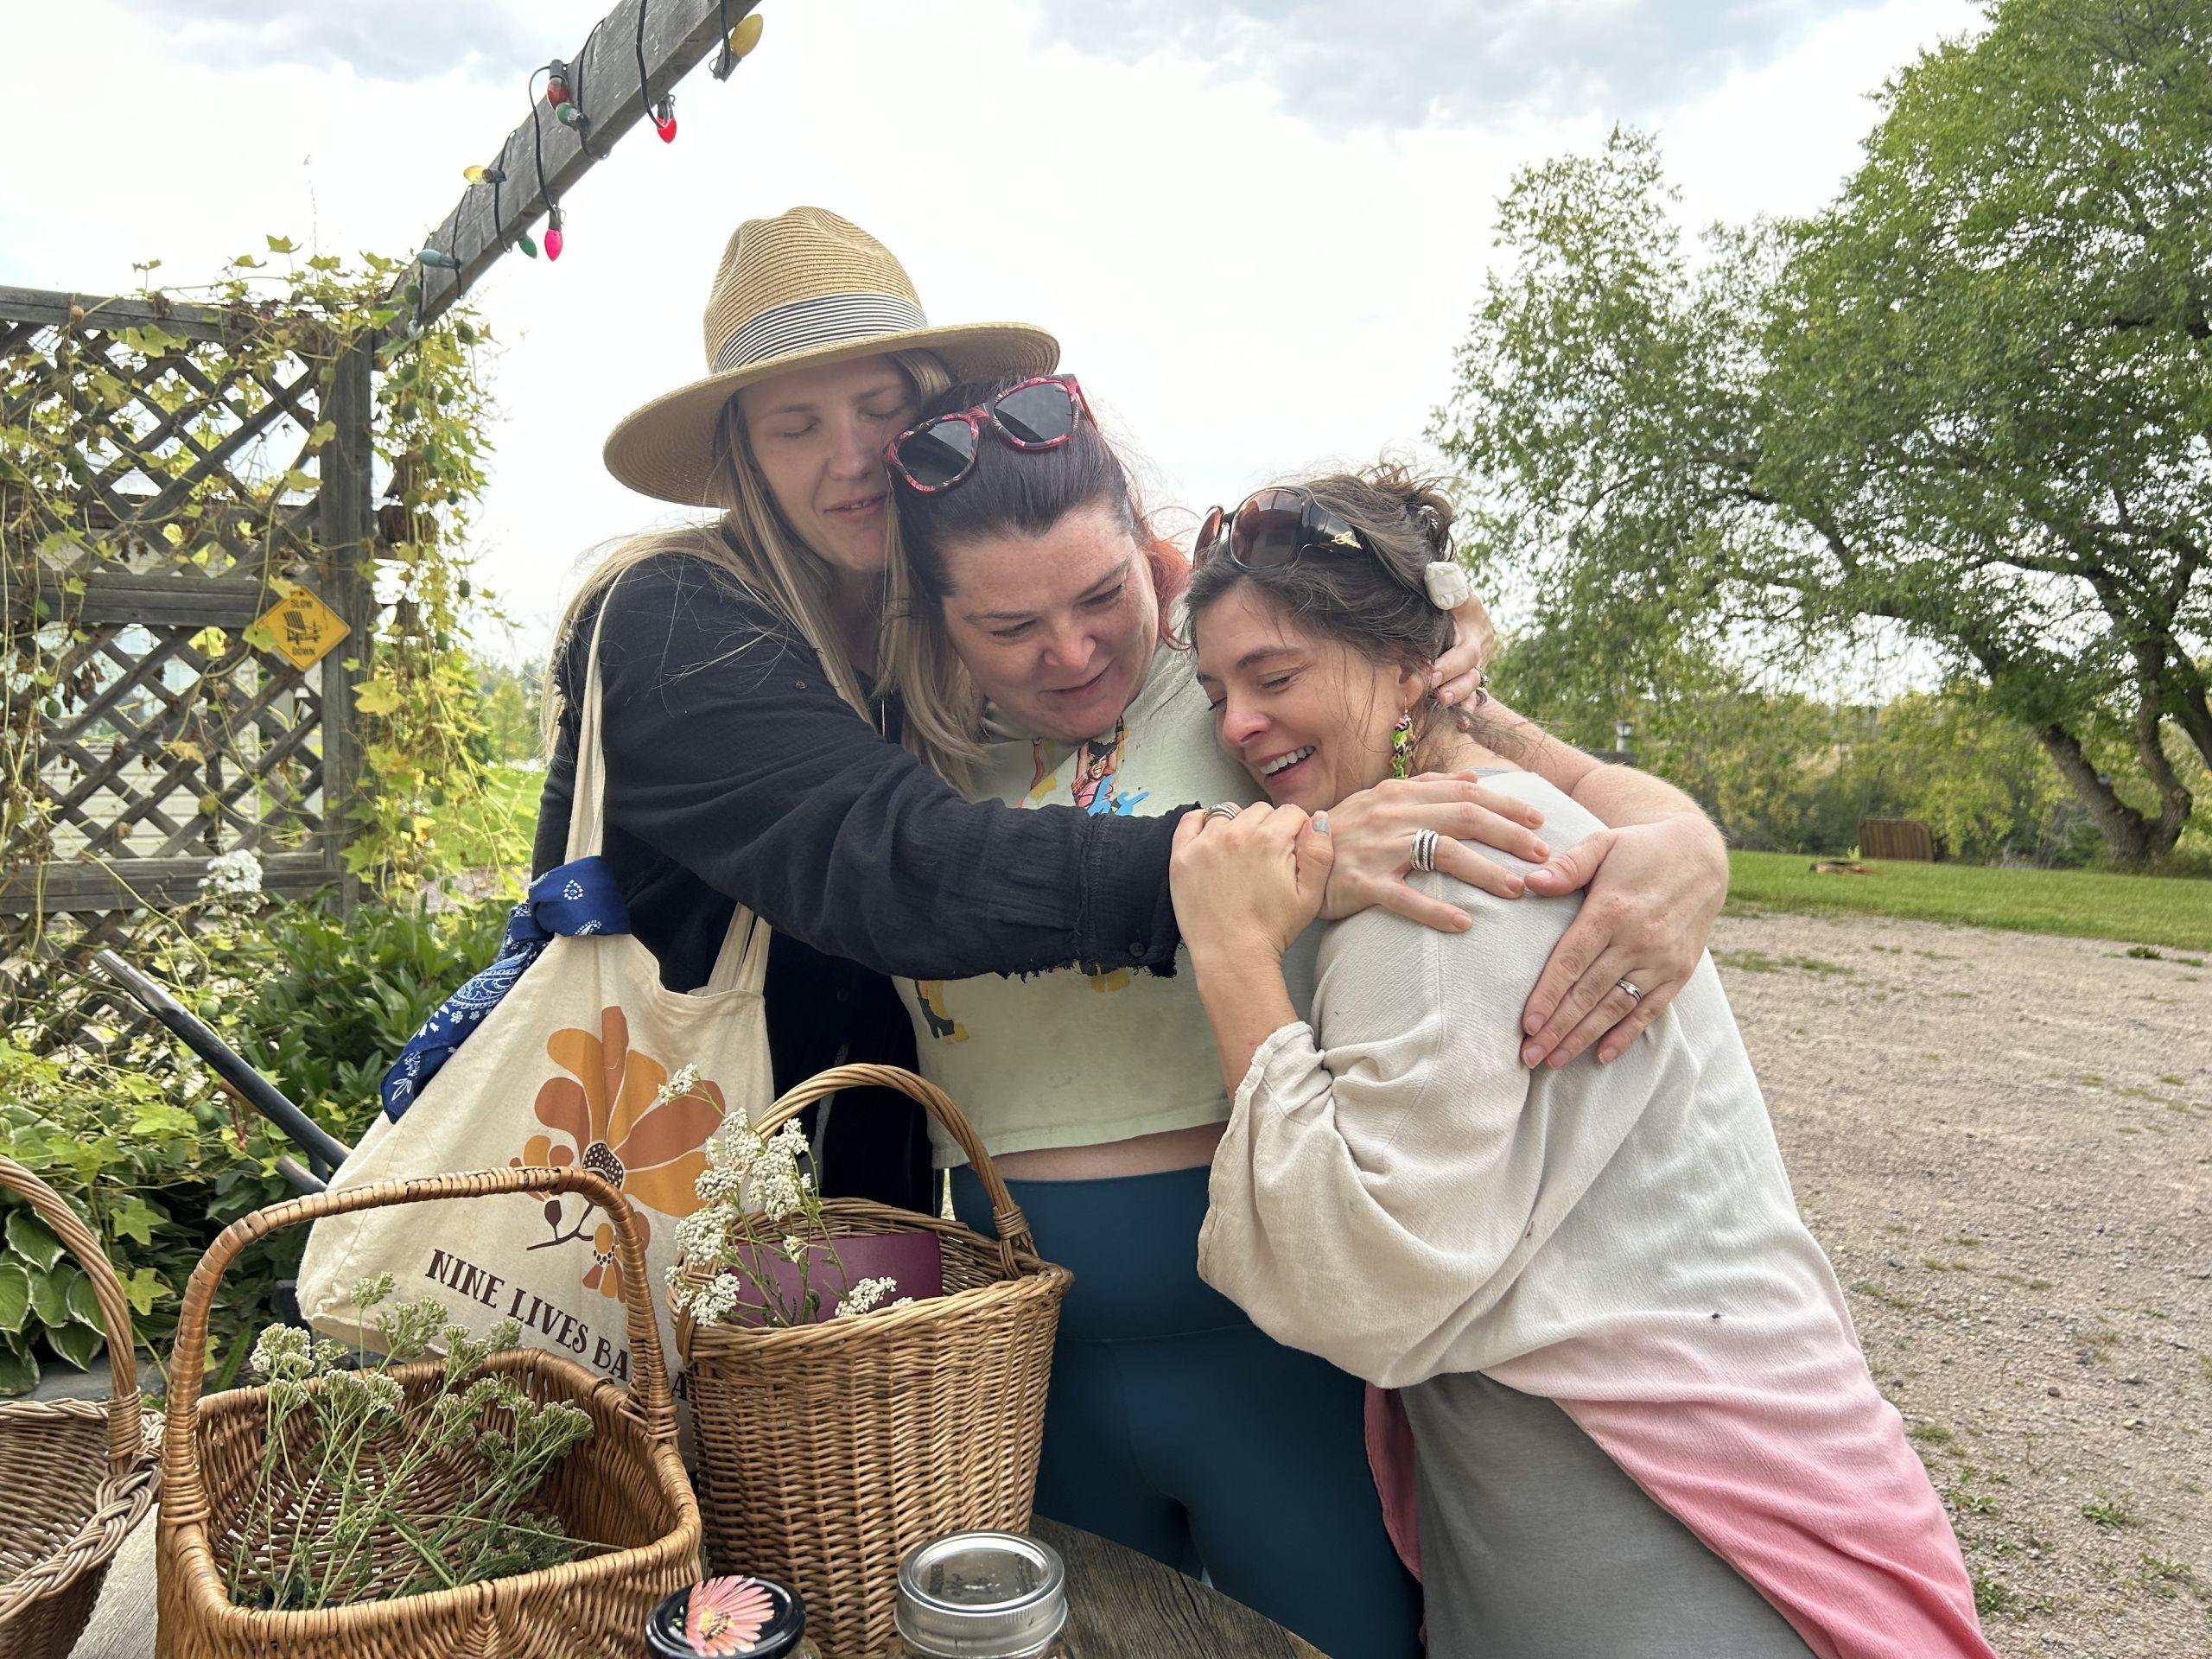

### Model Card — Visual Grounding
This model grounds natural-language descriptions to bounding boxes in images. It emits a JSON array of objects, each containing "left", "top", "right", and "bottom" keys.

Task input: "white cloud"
[
  {"left": 1027, "top": 0, "right": 1899, "bottom": 130},
  {"left": 1, "top": 0, "right": 1982, "bottom": 664}
]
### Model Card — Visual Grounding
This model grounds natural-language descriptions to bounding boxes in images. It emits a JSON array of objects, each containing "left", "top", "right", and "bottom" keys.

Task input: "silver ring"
[
  {"left": 1203, "top": 803, "right": 1242, "bottom": 822},
  {"left": 1410, "top": 828, "right": 1440, "bottom": 874},
  {"left": 1616, "top": 977, "right": 1643, "bottom": 1003}
]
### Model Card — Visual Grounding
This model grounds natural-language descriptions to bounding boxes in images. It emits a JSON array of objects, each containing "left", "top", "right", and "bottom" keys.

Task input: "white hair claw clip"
[{"left": 1423, "top": 561, "right": 1472, "bottom": 611}]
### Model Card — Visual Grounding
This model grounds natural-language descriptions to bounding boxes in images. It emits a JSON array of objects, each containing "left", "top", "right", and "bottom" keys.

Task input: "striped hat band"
[{"left": 711, "top": 291, "right": 929, "bottom": 376}]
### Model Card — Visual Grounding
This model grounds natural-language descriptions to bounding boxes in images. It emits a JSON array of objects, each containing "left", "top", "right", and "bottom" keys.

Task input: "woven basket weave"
[
  {"left": 0, "top": 1156, "right": 159, "bottom": 1659},
  {"left": 677, "top": 1065, "right": 1071, "bottom": 1659},
  {"left": 155, "top": 1166, "right": 700, "bottom": 1659}
]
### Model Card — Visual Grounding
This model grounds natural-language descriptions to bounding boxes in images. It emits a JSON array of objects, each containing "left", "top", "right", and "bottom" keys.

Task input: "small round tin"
[
  {"left": 645, "top": 1574, "right": 811, "bottom": 1658},
  {"left": 894, "top": 1531, "right": 1069, "bottom": 1658}
]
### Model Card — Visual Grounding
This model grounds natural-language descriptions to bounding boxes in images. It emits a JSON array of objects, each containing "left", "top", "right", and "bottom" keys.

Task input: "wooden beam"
[
  {"left": 316, "top": 340, "right": 376, "bottom": 910},
  {"left": 406, "top": 0, "right": 762, "bottom": 328},
  {"left": 0, "top": 853, "right": 337, "bottom": 914},
  {"left": 0, "top": 285, "right": 240, "bottom": 343},
  {"left": 22, "top": 569, "right": 286, "bottom": 628}
]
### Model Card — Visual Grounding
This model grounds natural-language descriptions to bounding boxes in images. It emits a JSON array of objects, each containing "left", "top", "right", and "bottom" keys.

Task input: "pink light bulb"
[{"left": 544, "top": 224, "right": 564, "bottom": 261}]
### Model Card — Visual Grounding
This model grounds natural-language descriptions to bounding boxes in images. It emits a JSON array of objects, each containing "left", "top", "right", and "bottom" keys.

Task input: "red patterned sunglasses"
[
  {"left": 1195, "top": 486, "right": 1377, "bottom": 572},
  {"left": 885, "top": 375, "right": 1090, "bottom": 493}
]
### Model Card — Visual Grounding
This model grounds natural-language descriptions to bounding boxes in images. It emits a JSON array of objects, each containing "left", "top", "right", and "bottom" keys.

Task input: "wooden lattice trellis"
[
  {"left": 0, "top": 284, "right": 373, "bottom": 988},
  {"left": 3, "top": 0, "right": 763, "bottom": 1045}
]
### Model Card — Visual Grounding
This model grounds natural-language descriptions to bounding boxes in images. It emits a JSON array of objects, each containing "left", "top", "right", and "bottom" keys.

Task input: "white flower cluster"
[
  {"left": 674, "top": 1207, "right": 730, "bottom": 1262},
  {"left": 323, "top": 1369, "right": 405, "bottom": 1421},
  {"left": 652, "top": 1063, "right": 702, "bottom": 1108},
  {"left": 680, "top": 1272, "right": 749, "bottom": 1327},
  {"left": 250, "top": 1324, "right": 315, "bottom": 1382},
  {"left": 832, "top": 1276, "right": 910, "bottom": 1319},
  {"left": 199, "top": 848, "right": 265, "bottom": 903}
]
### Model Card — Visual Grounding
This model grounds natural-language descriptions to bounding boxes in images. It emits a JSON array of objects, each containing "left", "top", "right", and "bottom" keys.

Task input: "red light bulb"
[
  {"left": 544, "top": 60, "right": 570, "bottom": 106},
  {"left": 654, "top": 96, "right": 677, "bottom": 143}
]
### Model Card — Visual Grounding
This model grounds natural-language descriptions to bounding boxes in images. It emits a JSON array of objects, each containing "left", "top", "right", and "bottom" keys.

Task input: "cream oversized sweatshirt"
[{"left": 1195, "top": 772, "right": 1994, "bottom": 1659}]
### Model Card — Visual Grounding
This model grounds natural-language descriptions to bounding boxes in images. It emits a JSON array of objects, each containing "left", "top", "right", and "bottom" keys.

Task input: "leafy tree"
[
  {"left": 1436, "top": 0, "right": 2210, "bottom": 861},
  {"left": 476, "top": 658, "right": 543, "bottom": 766}
]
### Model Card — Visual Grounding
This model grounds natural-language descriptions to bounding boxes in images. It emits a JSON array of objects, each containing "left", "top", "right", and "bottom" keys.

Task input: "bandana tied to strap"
[{"left": 378, "top": 856, "right": 631, "bottom": 1122}]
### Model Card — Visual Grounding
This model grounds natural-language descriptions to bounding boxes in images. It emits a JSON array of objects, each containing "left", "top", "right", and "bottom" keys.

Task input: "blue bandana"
[{"left": 378, "top": 855, "right": 631, "bottom": 1122}]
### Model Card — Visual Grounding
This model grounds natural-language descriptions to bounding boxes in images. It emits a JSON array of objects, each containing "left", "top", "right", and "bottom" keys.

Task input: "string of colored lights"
[
  {"left": 638, "top": 0, "right": 678, "bottom": 143},
  {"left": 416, "top": 7, "right": 766, "bottom": 282}
]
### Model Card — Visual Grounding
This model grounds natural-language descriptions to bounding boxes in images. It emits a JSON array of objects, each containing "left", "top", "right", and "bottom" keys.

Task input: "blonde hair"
[{"left": 545, "top": 349, "right": 982, "bottom": 787}]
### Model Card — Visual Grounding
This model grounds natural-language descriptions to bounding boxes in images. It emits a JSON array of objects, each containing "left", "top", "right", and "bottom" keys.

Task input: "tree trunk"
[
  {"left": 2130, "top": 690, "right": 2194, "bottom": 856},
  {"left": 2032, "top": 721, "right": 2178, "bottom": 864},
  {"left": 2171, "top": 671, "right": 2212, "bottom": 776}
]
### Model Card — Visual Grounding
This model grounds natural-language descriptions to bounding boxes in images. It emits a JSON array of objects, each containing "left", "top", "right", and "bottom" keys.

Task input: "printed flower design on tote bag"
[{"left": 511, "top": 1005, "right": 726, "bottom": 1300}]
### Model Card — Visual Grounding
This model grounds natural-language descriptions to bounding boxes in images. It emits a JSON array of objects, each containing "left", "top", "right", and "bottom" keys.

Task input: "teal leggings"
[{"left": 951, "top": 1163, "right": 1422, "bottom": 1659}]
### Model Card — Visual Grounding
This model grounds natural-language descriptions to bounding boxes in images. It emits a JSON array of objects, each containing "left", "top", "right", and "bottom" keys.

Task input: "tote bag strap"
[
  {"left": 565, "top": 575, "right": 773, "bottom": 996},
  {"left": 563, "top": 592, "right": 616, "bottom": 865}
]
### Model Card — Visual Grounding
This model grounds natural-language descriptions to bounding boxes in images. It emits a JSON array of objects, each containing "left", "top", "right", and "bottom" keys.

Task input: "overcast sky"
[{"left": 1, "top": 0, "right": 1982, "bottom": 664}]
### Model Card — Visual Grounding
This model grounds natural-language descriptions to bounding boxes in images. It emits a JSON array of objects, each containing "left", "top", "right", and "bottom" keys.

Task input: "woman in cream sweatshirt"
[{"left": 1169, "top": 466, "right": 1995, "bottom": 1659}]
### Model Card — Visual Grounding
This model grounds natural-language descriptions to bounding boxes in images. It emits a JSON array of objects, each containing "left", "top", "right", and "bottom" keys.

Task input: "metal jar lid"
[{"left": 894, "top": 1531, "right": 1068, "bottom": 1658}]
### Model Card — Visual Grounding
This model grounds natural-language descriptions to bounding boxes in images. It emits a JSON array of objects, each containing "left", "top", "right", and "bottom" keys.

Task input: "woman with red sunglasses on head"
[
  {"left": 882, "top": 380, "right": 1735, "bottom": 1659},
  {"left": 1168, "top": 466, "right": 1997, "bottom": 1659},
  {"left": 538, "top": 207, "right": 1516, "bottom": 1213}
]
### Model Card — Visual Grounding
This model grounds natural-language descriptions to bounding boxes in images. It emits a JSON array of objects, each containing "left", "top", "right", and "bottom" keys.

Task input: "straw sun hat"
[{"left": 603, "top": 207, "right": 1060, "bottom": 505}]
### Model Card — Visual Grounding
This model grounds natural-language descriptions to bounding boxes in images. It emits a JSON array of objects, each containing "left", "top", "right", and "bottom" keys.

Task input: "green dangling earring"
[{"left": 1390, "top": 712, "right": 1416, "bottom": 780}]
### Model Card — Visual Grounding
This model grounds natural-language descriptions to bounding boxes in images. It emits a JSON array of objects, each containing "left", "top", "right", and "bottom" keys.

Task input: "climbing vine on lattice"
[{"left": 0, "top": 239, "right": 502, "bottom": 906}]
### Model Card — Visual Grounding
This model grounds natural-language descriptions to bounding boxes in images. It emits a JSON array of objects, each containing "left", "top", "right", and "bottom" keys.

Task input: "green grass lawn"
[{"left": 1726, "top": 851, "right": 2212, "bottom": 952}]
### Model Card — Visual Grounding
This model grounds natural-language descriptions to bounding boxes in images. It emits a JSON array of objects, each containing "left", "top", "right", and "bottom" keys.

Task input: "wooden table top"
[{"left": 76, "top": 1512, "right": 1325, "bottom": 1657}]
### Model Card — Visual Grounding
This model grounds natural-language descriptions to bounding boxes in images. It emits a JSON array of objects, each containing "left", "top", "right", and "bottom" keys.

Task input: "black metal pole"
[{"left": 90, "top": 949, "right": 353, "bottom": 1177}]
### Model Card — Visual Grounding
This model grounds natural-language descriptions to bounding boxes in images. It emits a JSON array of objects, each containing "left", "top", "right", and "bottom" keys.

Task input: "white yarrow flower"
[
  {"left": 833, "top": 1275, "right": 899, "bottom": 1319},
  {"left": 687, "top": 1273, "right": 745, "bottom": 1327},
  {"left": 199, "top": 848, "right": 265, "bottom": 900},
  {"left": 675, "top": 1208, "right": 730, "bottom": 1260},
  {"left": 652, "top": 1063, "right": 702, "bottom": 1108}
]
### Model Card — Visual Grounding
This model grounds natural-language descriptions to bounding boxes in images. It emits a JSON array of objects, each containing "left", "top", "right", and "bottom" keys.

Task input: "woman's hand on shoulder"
[
  {"left": 1171, "top": 804, "right": 1334, "bottom": 965},
  {"left": 1427, "top": 588, "right": 1496, "bottom": 717},
  {"left": 1319, "top": 772, "right": 1548, "bottom": 932},
  {"left": 1516, "top": 815, "right": 1730, "bottom": 1068}
]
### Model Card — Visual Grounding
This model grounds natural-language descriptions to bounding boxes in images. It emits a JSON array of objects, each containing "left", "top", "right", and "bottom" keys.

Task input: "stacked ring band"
[
  {"left": 1203, "top": 803, "right": 1242, "bottom": 822},
  {"left": 1411, "top": 828, "right": 1440, "bottom": 874},
  {"left": 1616, "top": 978, "right": 1643, "bottom": 1002}
]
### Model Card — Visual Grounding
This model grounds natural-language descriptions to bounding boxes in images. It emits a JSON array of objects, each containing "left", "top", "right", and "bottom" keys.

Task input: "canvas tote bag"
[{"left": 296, "top": 592, "right": 772, "bottom": 1386}]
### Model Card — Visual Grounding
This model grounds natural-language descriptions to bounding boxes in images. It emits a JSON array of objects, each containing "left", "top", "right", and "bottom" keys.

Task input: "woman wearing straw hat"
[{"left": 542, "top": 207, "right": 1546, "bottom": 1204}]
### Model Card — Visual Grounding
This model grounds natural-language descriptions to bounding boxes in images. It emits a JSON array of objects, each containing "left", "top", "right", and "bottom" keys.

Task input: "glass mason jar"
[
  {"left": 892, "top": 1531, "right": 1073, "bottom": 1659},
  {"left": 645, "top": 1574, "right": 819, "bottom": 1658}
]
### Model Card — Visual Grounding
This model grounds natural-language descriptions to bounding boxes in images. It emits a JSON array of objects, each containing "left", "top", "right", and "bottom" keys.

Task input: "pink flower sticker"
[{"left": 686, "top": 1575, "right": 774, "bottom": 1655}]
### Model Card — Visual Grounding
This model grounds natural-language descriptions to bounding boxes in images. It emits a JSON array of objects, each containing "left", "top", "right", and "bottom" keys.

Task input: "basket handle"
[
  {"left": 158, "top": 1165, "right": 672, "bottom": 1532},
  {"left": 754, "top": 1065, "right": 1038, "bottom": 1274},
  {"left": 0, "top": 1155, "right": 143, "bottom": 1476}
]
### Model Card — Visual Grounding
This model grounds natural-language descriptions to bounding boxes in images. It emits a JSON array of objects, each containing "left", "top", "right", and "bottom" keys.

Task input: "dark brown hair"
[
  {"left": 892, "top": 377, "right": 1191, "bottom": 616},
  {"left": 1185, "top": 462, "right": 1454, "bottom": 668},
  {"left": 1184, "top": 463, "right": 1516, "bottom": 764}
]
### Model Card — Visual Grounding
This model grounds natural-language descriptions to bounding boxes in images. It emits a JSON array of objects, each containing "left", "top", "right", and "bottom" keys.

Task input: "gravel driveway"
[{"left": 1714, "top": 907, "right": 2211, "bottom": 1656}]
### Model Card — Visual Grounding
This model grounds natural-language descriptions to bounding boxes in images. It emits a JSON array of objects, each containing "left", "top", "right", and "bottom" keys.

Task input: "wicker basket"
[
  {"left": 0, "top": 1157, "right": 160, "bottom": 1659},
  {"left": 677, "top": 1065, "right": 1071, "bottom": 1659},
  {"left": 155, "top": 1166, "right": 701, "bottom": 1659}
]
